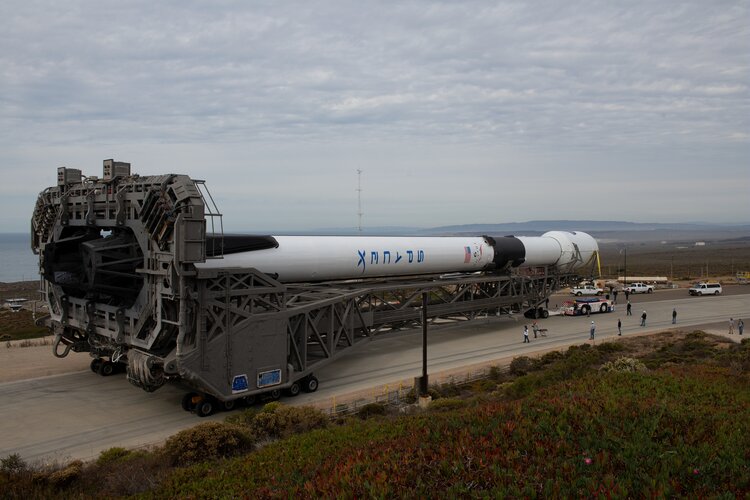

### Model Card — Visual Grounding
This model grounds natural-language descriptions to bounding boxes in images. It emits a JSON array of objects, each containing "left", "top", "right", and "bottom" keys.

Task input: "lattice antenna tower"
[{"left": 357, "top": 169, "right": 363, "bottom": 233}]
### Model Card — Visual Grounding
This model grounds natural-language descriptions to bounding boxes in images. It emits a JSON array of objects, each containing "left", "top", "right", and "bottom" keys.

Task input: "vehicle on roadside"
[
  {"left": 571, "top": 285, "right": 603, "bottom": 296},
  {"left": 688, "top": 282, "right": 723, "bottom": 296},
  {"left": 623, "top": 282, "right": 653, "bottom": 294},
  {"left": 563, "top": 297, "right": 613, "bottom": 316}
]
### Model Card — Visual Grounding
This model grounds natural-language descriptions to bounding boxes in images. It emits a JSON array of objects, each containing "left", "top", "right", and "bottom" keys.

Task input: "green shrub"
[
  {"left": 251, "top": 404, "right": 329, "bottom": 439},
  {"left": 435, "top": 382, "right": 461, "bottom": 398},
  {"left": 488, "top": 365, "right": 504, "bottom": 381},
  {"left": 357, "top": 402, "right": 388, "bottom": 419},
  {"left": 600, "top": 357, "right": 647, "bottom": 373},
  {"left": 509, "top": 356, "right": 533, "bottom": 376},
  {"left": 48, "top": 460, "right": 83, "bottom": 488},
  {"left": 537, "top": 350, "right": 564, "bottom": 367},
  {"left": 470, "top": 378, "right": 496, "bottom": 393},
  {"left": 0, "top": 454, "right": 27, "bottom": 475},
  {"left": 224, "top": 407, "right": 259, "bottom": 427},
  {"left": 96, "top": 447, "right": 130, "bottom": 466},
  {"left": 163, "top": 422, "right": 254, "bottom": 466},
  {"left": 595, "top": 341, "right": 626, "bottom": 354},
  {"left": 429, "top": 398, "right": 467, "bottom": 411}
]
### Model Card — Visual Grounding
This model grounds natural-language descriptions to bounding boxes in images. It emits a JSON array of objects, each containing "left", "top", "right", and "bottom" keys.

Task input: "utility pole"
[{"left": 356, "top": 169, "right": 363, "bottom": 233}]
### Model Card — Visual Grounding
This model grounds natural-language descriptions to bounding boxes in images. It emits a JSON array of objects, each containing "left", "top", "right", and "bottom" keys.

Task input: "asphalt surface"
[{"left": 1, "top": 287, "right": 748, "bottom": 464}]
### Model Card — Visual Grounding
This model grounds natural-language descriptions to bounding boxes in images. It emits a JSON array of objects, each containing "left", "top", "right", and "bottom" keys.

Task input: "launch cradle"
[{"left": 31, "top": 160, "right": 599, "bottom": 416}]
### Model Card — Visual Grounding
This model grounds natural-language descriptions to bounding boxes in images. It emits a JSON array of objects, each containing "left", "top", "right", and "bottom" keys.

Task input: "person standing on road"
[
  {"left": 739, "top": 319, "right": 744, "bottom": 335},
  {"left": 641, "top": 310, "right": 647, "bottom": 327},
  {"left": 523, "top": 325, "right": 530, "bottom": 343},
  {"left": 589, "top": 321, "right": 596, "bottom": 340},
  {"left": 532, "top": 321, "right": 539, "bottom": 339},
  {"left": 626, "top": 301, "right": 632, "bottom": 316},
  {"left": 617, "top": 318, "right": 622, "bottom": 336},
  {"left": 624, "top": 289, "right": 630, "bottom": 301},
  {"left": 672, "top": 308, "right": 677, "bottom": 325},
  {"left": 613, "top": 289, "right": 618, "bottom": 304},
  {"left": 729, "top": 318, "right": 735, "bottom": 334}
]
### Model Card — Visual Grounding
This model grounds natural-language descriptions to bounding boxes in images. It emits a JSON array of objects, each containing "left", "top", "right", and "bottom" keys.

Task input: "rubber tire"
[
  {"left": 90, "top": 358, "right": 103, "bottom": 374},
  {"left": 576, "top": 292, "right": 582, "bottom": 296},
  {"left": 100, "top": 361, "right": 115, "bottom": 376},
  {"left": 715, "top": 291, "right": 720, "bottom": 295},
  {"left": 596, "top": 291, "right": 601, "bottom": 295},
  {"left": 285, "top": 382, "right": 301, "bottom": 397},
  {"left": 243, "top": 394, "right": 257, "bottom": 406},
  {"left": 268, "top": 389, "right": 282, "bottom": 400},
  {"left": 303, "top": 376, "right": 319, "bottom": 393},
  {"left": 647, "top": 289, "right": 652, "bottom": 294},
  {"left": 181, "top": 393, "right": 197, "bottom": 412},
  {"left": 196, "top": 398, "right": 214, "bottom": 417},
  {"left": 600, "top": 304, "right": 608, "bottom": 313},
  {"left": 698, "top": 291, "right": 702, "bottom": 296},
  {"left": 221, "top": 399, "right": 236, "bottom": 412},
  {"left": 541, "top": 309, "right": 549, "bottom": 319}
]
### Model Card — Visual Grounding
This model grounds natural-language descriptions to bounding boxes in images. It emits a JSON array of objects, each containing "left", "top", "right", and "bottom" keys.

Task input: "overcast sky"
[{"left": 1, "top": 0, "right": 748, "bottom": 233}]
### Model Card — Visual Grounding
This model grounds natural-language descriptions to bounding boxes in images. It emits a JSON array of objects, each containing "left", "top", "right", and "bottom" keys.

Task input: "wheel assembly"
[
  {"left": 196, "top": 398, "right": 215, "bottom": 417},
  {"left": 303, "top": 375, "right": 319, "bottom": 393},
  {"left": 285, "top": 381, "right": 301, "bottom": 397}
]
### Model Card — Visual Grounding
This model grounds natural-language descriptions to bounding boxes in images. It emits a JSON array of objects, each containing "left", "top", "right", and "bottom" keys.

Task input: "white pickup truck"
[
  {"left": 624, "top": 282, "right": 654, "bottom": 294},
  {"left": 571, "top": 285, "right": 603, "bottom": 296}
]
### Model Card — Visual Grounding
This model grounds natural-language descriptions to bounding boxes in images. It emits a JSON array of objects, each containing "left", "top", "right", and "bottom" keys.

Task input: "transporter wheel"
[
  {"left": 303, "top": 375, "right": 319, "bottom": 393},
  {"left": 196, "top": 398, "right": 215, "bottom": 417},
  {"left": 599, "top": 304, "right": 608, "bottom": 313},
  {"left": 221, "top": 399, "right": 236, "bottom": 412},
  {"left": 90, "top": 358, "right": 103, "bottom": 374},
  {"left": 581, "top": 306, "right": 590, "bottom": 316},
  {"left": 697, "top": 291, "right": 702, "bottom": 296},
  {"left": 575, "top": 292, "right": 582, "bottom": 297},
  {"left": 181, "top": 392, "right": 198, "bottom": 412},
  {"left": 714, "top": 291, "right": 720, "bottom": 296},
  {"left": 100, "top": 361, "right": 115, "bottom": 376},
  {"left": 242, "top": 394, "right": 257, "bottom": 406},
  {"left": 285, "top": 382, "right": 301, "bottom": 397},
  {"left": 647, "top": 289, "right": 653, "bottom": 294},
  {"left": 268, "top": 389, "right": 282, "bottom": 400}
]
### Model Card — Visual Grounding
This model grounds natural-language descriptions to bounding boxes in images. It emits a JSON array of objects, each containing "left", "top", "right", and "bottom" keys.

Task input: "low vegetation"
[
  {"left": 1, "top": 331, "right": 748, "bottom": 498},
  {"left": 0, "top": 309, "right": 48, "bottom": 341}
]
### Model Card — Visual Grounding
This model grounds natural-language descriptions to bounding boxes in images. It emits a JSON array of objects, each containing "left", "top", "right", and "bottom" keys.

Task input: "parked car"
[
  {"left": 689, "top": 282, "right": 723, "bottom": 296},
  {"left": 571, "top": 285, "right": 603, "bottom": 296},
  {"left": 623, "top": 282, "right": 653, "bottom": 294}
]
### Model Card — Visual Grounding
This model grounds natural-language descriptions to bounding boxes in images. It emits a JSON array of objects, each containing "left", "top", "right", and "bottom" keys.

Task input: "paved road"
[{"left": 1, "top": 288, "right": 748, "bottom": 464}]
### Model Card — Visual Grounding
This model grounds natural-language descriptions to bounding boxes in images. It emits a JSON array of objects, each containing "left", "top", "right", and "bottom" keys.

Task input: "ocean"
[{"left": 0, "top": 233, "right": 39, "bottom": 283}]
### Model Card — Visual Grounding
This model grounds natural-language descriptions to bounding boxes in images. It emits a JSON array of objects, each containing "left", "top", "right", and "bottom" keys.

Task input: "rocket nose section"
[{"left": 542, "top": 231, "right": 599, "bottom": 271}]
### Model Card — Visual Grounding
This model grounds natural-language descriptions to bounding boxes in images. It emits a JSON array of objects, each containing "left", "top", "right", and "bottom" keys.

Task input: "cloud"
[{"left": 0, "top": 0, "right": 748, "bottom": 231}]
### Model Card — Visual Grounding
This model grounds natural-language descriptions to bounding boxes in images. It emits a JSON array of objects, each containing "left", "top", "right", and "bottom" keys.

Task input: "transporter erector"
[{"left": 32, "top": 160, "right": 599, "bottom": 416}]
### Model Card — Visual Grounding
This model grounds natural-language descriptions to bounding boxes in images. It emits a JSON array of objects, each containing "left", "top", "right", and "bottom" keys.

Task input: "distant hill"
[{"left": 425, "top": 220, "right": 750, "bottom": 235}]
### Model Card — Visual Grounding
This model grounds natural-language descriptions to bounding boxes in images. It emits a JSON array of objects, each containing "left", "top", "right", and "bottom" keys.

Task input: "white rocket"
[{"left": 196, "top": 231, "right": 599, "bottom": 283}]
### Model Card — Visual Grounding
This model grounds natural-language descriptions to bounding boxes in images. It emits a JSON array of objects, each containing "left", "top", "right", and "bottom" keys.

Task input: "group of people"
[
  {"left": 522, "top": 321, "right": 545, "bottom": 343},
  {"left": 728, "top": 317, "right": 745, "bottom": 335},
  {"left": 523, "top": 306, "right": 746, "bottom": 343}
]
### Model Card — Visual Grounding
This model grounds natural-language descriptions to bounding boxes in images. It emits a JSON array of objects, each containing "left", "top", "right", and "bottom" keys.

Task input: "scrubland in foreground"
[{"left": 2, "top": 331, "right": 748, "bottom": 498}]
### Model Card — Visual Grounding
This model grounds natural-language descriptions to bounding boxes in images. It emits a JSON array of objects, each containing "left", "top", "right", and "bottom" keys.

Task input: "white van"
[{"left": 688, "top": 282, "right": 723, "bottom": 296}]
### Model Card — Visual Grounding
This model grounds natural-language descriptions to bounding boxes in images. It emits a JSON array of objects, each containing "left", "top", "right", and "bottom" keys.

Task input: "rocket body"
[{"left": 196, "top": 231, "right": 599, "bottom": 283}]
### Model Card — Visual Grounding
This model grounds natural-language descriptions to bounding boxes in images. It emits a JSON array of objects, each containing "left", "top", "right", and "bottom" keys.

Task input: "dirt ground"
[{"left": 0, "top": 340, "right": 91, "bottom": 383}]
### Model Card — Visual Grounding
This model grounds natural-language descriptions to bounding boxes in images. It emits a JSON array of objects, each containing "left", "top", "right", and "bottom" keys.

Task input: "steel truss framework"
[{"left": 176, "top": 267, "right": 580, "bottom": 400}]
